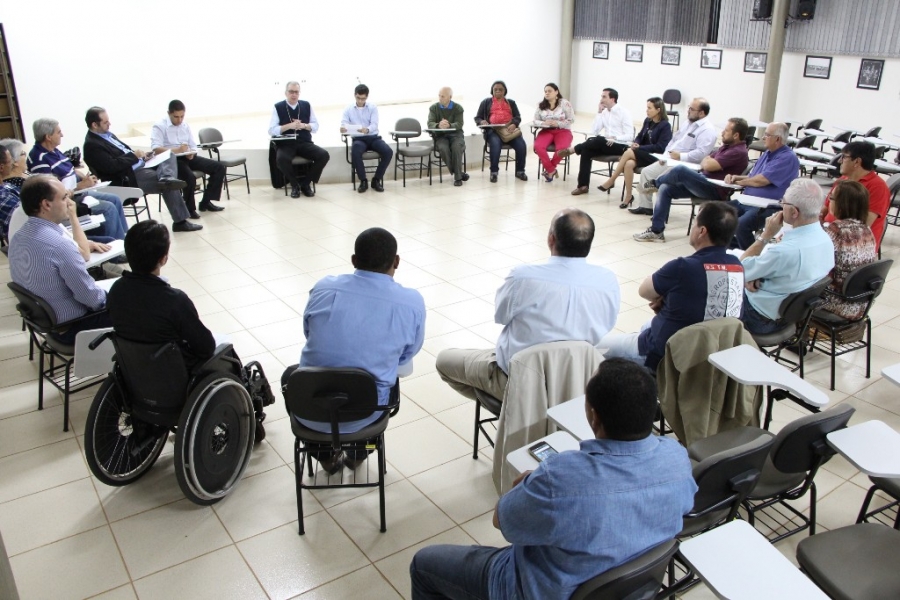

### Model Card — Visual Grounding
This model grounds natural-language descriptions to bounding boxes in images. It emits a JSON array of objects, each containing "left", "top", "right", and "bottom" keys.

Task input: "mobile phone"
[{"left": 528, "top": 441, "right": 558, "bottom": 463}]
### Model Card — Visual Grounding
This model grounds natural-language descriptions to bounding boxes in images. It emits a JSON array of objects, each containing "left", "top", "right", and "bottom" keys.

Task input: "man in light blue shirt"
[
  {"left": 341, "top": 84, "right": 393, "bottom": 193},
  {"left": 436, "top": 208, "right": 620, "bottom": 401},
  {"left": 741, "top": 178, "right": 834, "bottom": 334},
  {"left": 284, "top": 227, "right": 425, "bottom": 473},
  {"left": 411, "top": 358, "right": 696, "bottom": 600}
]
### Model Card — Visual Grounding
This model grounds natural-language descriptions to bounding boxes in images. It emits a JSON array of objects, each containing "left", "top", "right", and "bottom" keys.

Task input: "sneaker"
[{"left": 633, "top": 228, "right": 665, "bottom": 243}]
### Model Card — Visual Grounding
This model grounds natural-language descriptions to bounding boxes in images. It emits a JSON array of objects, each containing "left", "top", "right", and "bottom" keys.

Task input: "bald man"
[{"left": 427, "top": 87, "right": 468, "bottom": 186}]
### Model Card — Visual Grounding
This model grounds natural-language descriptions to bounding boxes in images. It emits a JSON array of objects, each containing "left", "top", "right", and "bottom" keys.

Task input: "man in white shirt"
[
  {"left": 630, "top": 97, "right": 717, "bottom": 215},
  {"left": 560, "top": 88, "right": 634, "bottom": 191},
  {"left": 151, "top": 100, "right": 226, "bottom": 217},
  {"left": 436, "top": 208, "right": 620, "bottom": 401},
  {"left": 341, "top": 84, "right": 393, "bottom": 193}
]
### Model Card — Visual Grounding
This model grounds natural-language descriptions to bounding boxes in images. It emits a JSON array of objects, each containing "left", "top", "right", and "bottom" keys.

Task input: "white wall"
[
  {"left": 2, "top": 0, "right": 562, "bottom": 143},
  {"left": 572, "top": 40, "right": 900, "bottom": 137}
]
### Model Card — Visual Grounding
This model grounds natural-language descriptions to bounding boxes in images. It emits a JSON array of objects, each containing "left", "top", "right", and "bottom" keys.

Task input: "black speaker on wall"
[
  {"left": 752, "top": 0, "right": 773, "bottom": 19},
  {"left": 798, "top": 0, "right": 817, "bottom": 19}
]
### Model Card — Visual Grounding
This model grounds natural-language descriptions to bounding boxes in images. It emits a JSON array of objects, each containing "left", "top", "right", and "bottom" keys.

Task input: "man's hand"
[
  {"left": 360, "top": 127, "right": 369, "bottom": 134},
  {"left": 649, "top": 297, "right": 665, "bottom": 314},
  {"left": 631, "top": 142, "right": 640, "bottom": 149},
  {"left": 745, "top": 279, "right": 762, "bottom": 292},
  {"left": 668, "top": 151, "right": 681, "bottom": 161},
  {"left": 506, "top": 124, "right": 516, "bottom": 133},
  {"left": 88, "top": 241, "right": 112, "bottom": 253},
  {"left": 75, "top": 174, "right": 97, "bottom": 190},
  {"left": 439, "top": 118, "right": 450, "bottom": 129},
  {"left": 134, "top": 149, "right": 147, "bottom": 159},
  {"left": 605, "top": 137, "right": 616, "bottom": 146},
  {"left": 761, "top": 211, "right": 784, "bottom": 239},
  {"left": 511, "top": 470, "right": 532, "bottom": 488}
]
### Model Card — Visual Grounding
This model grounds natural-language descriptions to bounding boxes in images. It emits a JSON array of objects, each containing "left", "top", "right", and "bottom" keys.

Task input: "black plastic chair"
[
  {"left": 341, "top": 134, "right": 381, "bottom": 189},
  {"left": 808, "top": 259, "right": 893, "bottom": 390},
  {"left": 7, "top": 282, "right": 107, "bottom": 431},
  {"left": 481, "top": 140, "right": 513, "bottom": 173},
  {"left": 864, "top": 126, "right": 882, "bottom": 139},
  {"left": 198, "top": 127, "right": 249, "bottom": 198},
  {"left": 663, "top": 89, "right": 681, "bottom": 130},
  {"left": 570, "top": 539, "right": 679, "bottom": 600},
  {"left": 531, "top": 125, "right": 571, "bottom": 182},
  {"left": 391, "top": 118, "right": 432, "bottom": 187},
  {"left": 283, "top": 366, "right": 400, "bottom": 534},
  {"left": 881, "top": 174, "right": 900, "bottom": 238},
  {"left": 857, "top": 476, "right": 900, "bottom": 529},
  {"left": 687, "top": 404, "right": 855, "bottom": 543},
  {"left": 472, "top": 388, "right": 502, "bottom": 458}
]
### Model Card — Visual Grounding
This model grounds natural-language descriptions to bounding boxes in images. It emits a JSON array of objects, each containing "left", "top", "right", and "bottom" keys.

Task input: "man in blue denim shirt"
[{"left": 410, "top": 359, "right": 696, "bottom": 600}]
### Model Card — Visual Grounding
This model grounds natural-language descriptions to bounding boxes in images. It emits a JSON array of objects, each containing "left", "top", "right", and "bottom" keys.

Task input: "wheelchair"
[{"left": 83, "top": 331, "right": 275, "bottom": 505}]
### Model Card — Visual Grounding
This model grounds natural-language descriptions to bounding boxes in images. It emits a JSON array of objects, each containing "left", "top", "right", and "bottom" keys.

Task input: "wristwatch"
[{"left": 755, "top": 234, "right": 775, "bottom": 245}]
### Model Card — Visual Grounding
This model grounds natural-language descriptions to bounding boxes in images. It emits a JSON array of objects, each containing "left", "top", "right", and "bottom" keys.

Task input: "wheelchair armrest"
[
  {"left": 194, "top": 343, "right": 238, "bottom": 373},
  {"left": 88, "top": 329, "right": 115, "bottom": 350}
]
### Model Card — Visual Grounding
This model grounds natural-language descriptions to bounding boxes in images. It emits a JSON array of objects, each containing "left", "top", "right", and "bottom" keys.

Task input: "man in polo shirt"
[
  {"left": 603, "top": 202, "right": 744, "bottom": 369},
  {"left": 633, "top": 117, "right": 750, "bottom": 242},
  {"left": 151, "top": 99, "right": 226, "bottom": 217},
  {"left": 727, "top": 122, "right": 801, "bottom": 249},
  {"left": 821, "top": 140, "right": 890, "bottom": 252},
  {"left": 269, "top": 81, "right": 330, "bottom": 198},
  {"left": 26, "top": 118, "right": 129, "bottom": 241},
  {"left": 340, "top": 84, "right": 393, "bottom": 193},
  {"left": 740, "top": 178, "right": 834, "bottom": 335},
  {"left": 8, "top": 176, "right": 111, "bottom": 344},
  {"left": 630, "top": 97, "right": 718, "bottom": 215},
  {"left": 410, "top": 358, "right": 696, "bottom": 600}
]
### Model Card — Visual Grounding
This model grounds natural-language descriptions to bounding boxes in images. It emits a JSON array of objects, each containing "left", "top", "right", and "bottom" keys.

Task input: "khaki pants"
[
  {"left": 435, "top": 348, "right": 509, "bottom": 401},
  {"left": 634, "top": 162, "right": 671, "bottom": 210}
]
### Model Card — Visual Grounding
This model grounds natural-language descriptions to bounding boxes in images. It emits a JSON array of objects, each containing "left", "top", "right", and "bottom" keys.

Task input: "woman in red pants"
[{"left": 533, "top": 83, "right": 574, "bottom": 182}]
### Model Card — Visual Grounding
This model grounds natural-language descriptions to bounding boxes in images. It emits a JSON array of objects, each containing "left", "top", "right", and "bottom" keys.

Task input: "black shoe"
[
  {"left": 454, "top": 179, "right": 463, "bottom": 186},
  {"left": 300, "top": 184, "right": 315, "bottom": 197},
  {"left": 172, "top": 220, "right": 203, "bottom": 232},
  {"left": 357, "top": 179, "right": 369, "bottom": 193},
  {"left": 199, "top": 202, "right": 224, "bottom": 212},
  {"left": 490, "top": 173, "right": 498, "bottom": 183},
  {"left": 319, "top": 451, "right": 344, "bottom": 475},
  {"left": 515, "top": 171, "right": 528, "bottom": 181},
  {"left": 461, "top": 173, "right": 470, "bottom": 182},
  {"left": 158, "top": 178, "right": 186, "bottom": 192},
  {"left": 344, "top": 456, "right": 367, "bottom": 471},
  {"left": 372, "top": 178, "right": 384, "bottom": 192},
  {"left": 188, "top": 210, "right": 201, "bottom": 219},
  {"left": 290, "top": 185, "right": 301, "bottom": 198},
  {"left": 628, "top": 207, "right": 653, "bottom": 216}
]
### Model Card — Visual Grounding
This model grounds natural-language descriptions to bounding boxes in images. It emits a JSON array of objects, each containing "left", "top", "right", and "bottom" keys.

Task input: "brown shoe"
[{"left": 571, "top": 186, "right": 589, "bottom": 196}]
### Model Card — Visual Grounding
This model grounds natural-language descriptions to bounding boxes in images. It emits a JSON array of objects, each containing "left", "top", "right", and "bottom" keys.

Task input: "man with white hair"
[
  {"left": 427, "top": 87, "right": 468, "bottom": 186},
  {"left": 726, "top": 122, "right": 801, "bottom": 249},
  {"left": 269, "top": 81, "right": 330, "bottom": 198},
  {"left": 740, "top": 178, "right": 834, "bottom": 335}
]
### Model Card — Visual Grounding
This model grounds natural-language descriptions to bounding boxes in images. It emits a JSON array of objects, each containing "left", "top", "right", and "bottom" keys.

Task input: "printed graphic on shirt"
[{"left": 704, "top": 263, "right": 744, "bottom": 319}]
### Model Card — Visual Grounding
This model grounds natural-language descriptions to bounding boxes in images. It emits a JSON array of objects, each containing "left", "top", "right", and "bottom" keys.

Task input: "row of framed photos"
[{"left": 591, "top": 42, "right": 886, "bottom": 90}]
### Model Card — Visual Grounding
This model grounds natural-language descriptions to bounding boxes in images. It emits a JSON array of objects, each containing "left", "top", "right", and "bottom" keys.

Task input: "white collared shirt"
[
  {"left": 150, "top": 117, "right": 197, "bottom": 152},
  {"left": 268, "top": 101, "right": 320, "bottom": 137},
  {"left": 341, "top": 102, "right": 380, "bottom": 137},
  {"left": 665, "top": 116, "right": 717, "bottom": 163},
  {"left": 590, "top": 104, "right": 634, "bottom": 143}
]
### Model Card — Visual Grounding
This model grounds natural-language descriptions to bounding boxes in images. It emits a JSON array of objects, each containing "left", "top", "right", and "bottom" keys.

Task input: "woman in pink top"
[{"left": 533, "top": 83, "right": 574, "bottom": 182}]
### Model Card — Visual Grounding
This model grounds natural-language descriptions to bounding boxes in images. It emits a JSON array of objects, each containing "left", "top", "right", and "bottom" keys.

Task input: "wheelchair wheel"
[
  {"left": 84, "top": 375, "right": 169, "bottom": 486},
  {"left": 174, "top": 371, "right": 255, "bottom": 505}
]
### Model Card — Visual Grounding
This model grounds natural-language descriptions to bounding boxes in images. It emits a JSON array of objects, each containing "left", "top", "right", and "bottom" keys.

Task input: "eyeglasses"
[{"left": 779, "top": 200, "right": 795, "bottom": 207}]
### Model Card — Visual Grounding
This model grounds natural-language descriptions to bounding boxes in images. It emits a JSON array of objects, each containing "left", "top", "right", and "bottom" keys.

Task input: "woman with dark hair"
[
  {"left": 597, "top": 97, "right": 672, "bottom": 208},
  {"left": 819, "top": 180, "right": 877, "bottom": 320},
  {"left": 475, "top": 81, "right": 528, "bottom": 183},
  {"left": 533, "top": 83, "right": 574, "bottom": 182}
]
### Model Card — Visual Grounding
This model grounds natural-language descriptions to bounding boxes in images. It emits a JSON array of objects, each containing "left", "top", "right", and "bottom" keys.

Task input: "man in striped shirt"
[{"left": 8, "top": 176, "right": 111, "bottom": 344}]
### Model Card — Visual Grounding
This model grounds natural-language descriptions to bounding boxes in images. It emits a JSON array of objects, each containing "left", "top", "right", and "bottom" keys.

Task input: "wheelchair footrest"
[{"left": 243, "top": 361, "right": 276, "bottom": 408}]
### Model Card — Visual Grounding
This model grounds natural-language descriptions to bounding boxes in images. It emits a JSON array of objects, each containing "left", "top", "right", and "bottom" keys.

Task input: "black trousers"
[
  {"left": 574, "top": 136, "right": 630, "bottom": 188},
  {"left": 352, "top": 135, "right": 393, "bottom": 181},
  {"left": 276, "top": 141, "right": 331, "bottom": 187},
  {"left": 177, "top": 155, "right": 227, "bottom": 211}
]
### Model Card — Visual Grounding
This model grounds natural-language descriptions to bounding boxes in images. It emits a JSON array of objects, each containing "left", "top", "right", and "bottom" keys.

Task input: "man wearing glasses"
[
  {"left": 726, "top": 122, "right": 801, "bottom": 249},
  {"left": 269, "top": 81, "right": 330, "bottom": 198},
  {"left": 739, "top": 178, "right": 833, "bottom": 335},
  {"left": 340, "top": 84, "right": 393, "bottom": 193},
  {"left": 630, "top": 97, "right": 717, "bottom": 215}
]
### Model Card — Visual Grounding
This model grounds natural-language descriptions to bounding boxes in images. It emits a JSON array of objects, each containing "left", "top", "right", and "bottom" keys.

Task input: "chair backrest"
[
  {"left": 112, "top": 335, "right": 190, "bottom": 425},
  {"left": 841, "top": 259, "right": 892, "bottom": 301},
  {"left": 794, "top": 135, "right": 817, "bottom": 150},
  {"left": 769, "top": 404, "right": 854, "bottom": 474},
  {"left": 777, "top": 277, "right": 831, "bottom": 324},
  {"left": 833, "top": 130, "right": 853, "bottom": 145},
  {"left": 7, "top": 281, "right": 59, "bottom": 331},
  {"left": 570, "top": 539, "right": 679, "bottom": 600},
  {"left": 688, "top": 433, "right": 774, "bottom": 528},
  {"left": 283, "top": 367, "right": 381, "bottom": 447},
  {"left": 394, "top": 118, "right": 422, "bottom": 139},
  {"left": 803, "top": 119, "right": 823, "bottom": 131},
  {"left": 197, "top": 127, "right": 224, "bottom": 147},
  {"left": 662, "top": 89, "right": 681, "bottom": 107},
  {"left": 887, "top": 174, "right": 900, "bottom": 205},
  {"left": 865, "top": 126, "right": 882, "bottom": 138}
]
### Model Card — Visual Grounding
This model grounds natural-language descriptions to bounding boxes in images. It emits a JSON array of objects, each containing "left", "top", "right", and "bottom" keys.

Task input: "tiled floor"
[{"left": 2, "top": 168, "right": 899, "bottom": 599}]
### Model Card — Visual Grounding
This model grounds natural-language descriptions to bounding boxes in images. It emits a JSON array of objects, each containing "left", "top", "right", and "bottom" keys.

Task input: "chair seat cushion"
[
  {"left": 797, "top": 523, "right": 900, "bottom": 600},
  {"left": 688, "top": 426, "right": 774, "bottom": 461},
  {"left": 290, "top": 411, "right": 390, "bottom": 443},
  {"left": 360, "top": 151, "right": 381, "bottom": 160},
  {"left": 399, "top": 146, "right": 433, "bottom": 158},
  {"left": 870, "top": 476, "right": 900, "bottom": 499},
  {"left": 219, "top": 158, "right": 246, "bottom": 167},
  {"left": 44, "top": 335, "right": 75, "bottom": 356},
  {"left": 750, "top": 324, "right": 796, "bottom": 347},
  {"left": 474, "top": 389, "right": 503, "bottom": 417}
]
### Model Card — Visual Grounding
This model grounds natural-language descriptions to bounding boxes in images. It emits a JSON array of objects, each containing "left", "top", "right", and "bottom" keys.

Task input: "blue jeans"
[
  {"left": 410, "top": 544, "right": 505, "bottom": 600},
  {"left": 351, "top": 135, "right": 394, "bottom": 181},
  {"left": 485, "top": 130, "right": 527, "bottom": 174},
  {"left": 728, "top": 200, "right": 779, "bottom": 250},
  {"left": 85, "top": 190, "right": 128, "bottom": 239},
  {"left": 651, "top": 166, "right": 722, "bottom": 233},
  {"left": 742, "top": 295, "right": 783, "bottom": 335}
]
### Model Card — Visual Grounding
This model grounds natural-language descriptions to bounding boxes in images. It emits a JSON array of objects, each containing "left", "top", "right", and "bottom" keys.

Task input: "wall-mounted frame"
[
  {"left": 743, "top": 52, "right": 766, "bottom": 73},
  {"left": 661, "top": 46, "right": 681, "bottom": 66},
  {"left": 804, "top": 55, "right": 832, "bottom": 79},
  {"left": 701, "top": 49, "right": 722, "bottom": 69},
  {"left": 857, "top": 59, "right": 884, "bottom": 90},
  {"left": 626, "top": 44, "right": 643, "bottom": 63},
  {"left": 592, "top": 42, "right": 609, "bottom": 60}
]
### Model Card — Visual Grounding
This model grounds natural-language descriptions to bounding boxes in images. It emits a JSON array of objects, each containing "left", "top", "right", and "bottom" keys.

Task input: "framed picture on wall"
[
  {"left": 626, "top": 44, "right": 643, "bottom": 63},
  {"left": 804, "top": 55, "right": 832, "bottom": 79},
  {"left": 857, "top": 59, "right": 884, "bottom": 90},
  {"left": 593, "top": 42, "right": 609, "bottom": 60},
  {"left": 661, "top": 46, "right": 681, "bottom": 66},
  {"left": 744, "top": 52, "right": 767, "bottom": 73},
  {"left": 701, "top": 49, "right": 722, "bottom": 69}
]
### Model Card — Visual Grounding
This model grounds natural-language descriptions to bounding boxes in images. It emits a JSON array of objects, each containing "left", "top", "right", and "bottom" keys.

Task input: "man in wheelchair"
[{"left": 84, "top": 220, "right": 275, "bottom": 505}]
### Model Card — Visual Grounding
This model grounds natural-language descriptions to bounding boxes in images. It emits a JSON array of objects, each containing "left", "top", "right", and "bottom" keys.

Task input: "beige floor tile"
[
  {"left": 238, "top": 515, "right": 369, "bottom": 600},
  {"left": 814, "top": 480, "right": 871, "bottom": 532},
  {"left": 383, "top": 417, "right": 472, "bottom": 478},
  {"left": 229, "top": 298, "right": 300, "bottom": 329},
  {"left": 432, "top": 402, "right": 492, "bottom": 453},
  {"left": 10, "top": 526, "right": 129, "bottom": 600},
  {"left": 435, "top": 297, "right": 495, "bottom": 328},
  {"left": 213, "top": 283, "right": 278, "bottom": 310},
  {"left": 459, "top": 511, "right": 509, "bottom": 547},
  {"left": 416, "top": 282, "right": 476, "bottom": 309},
  {"left": 111, "top": 499, "right": 233, "bottom": 579},
  {"left": 133, "top": 546, "right": 268, "bottom": 600},
  {"left": 408, "top": 454, "right": 499, "bottom": 524},
  {"left": 0, "top": 403, "right": 74, "bottom": 458},
  {"left": 295, "top": 565, "right": 401, "bottom": 600},
  {"left": 0, "top": 438, "right": 89, "bottom": 504},
  {"left": 0, "top": 380, "right": 59, "bottom": 420},
  {"left": 422, "top": 329, "right": 494, "bottom": 356},
  {"left": 251, "top": 317, "right": 305, "bottom": 352},
  {"left": 92, "top": 451, "right": 185, "bottom": 523},
  {"left": 89, "top": 584, "right": 138, "bottom": 600},
  {"left": 423, "top": 310, "right": 464, "bottom": 339},
  {"left": 0, "top": 354, "right": 41, "bottom": 388},
  {"left": 399, "top": 372, "right": 471, "bottom": 415}
]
